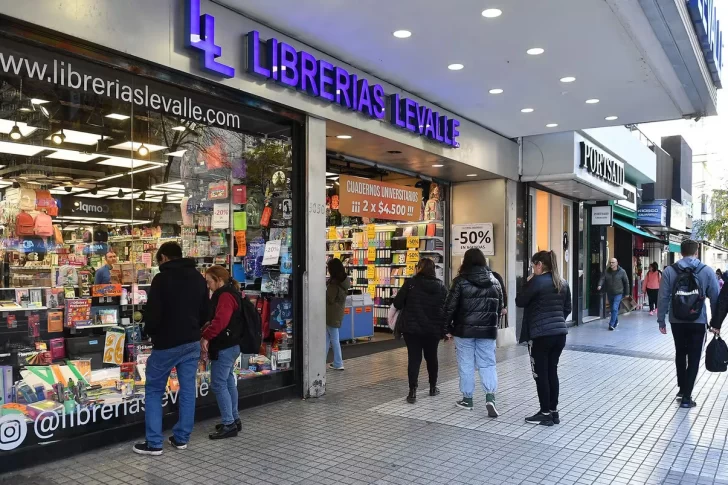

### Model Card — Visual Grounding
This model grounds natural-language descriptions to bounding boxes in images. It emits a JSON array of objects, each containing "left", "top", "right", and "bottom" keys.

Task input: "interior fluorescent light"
[
  {"left": 393, "top": 30, "right": 412, "bottom": 38},
  {"left": 336, "top": 135, "right": 352, "bottom": 140},
  {"left": 166, "top": 149, "right": 188, "bottom": 157},
  {"left": 605, "top": 115, "right": 619, "bottom": 121},
  {"left": 325, "top": 172, "right": 338, "bottom": 176},
  {"left": 171, "top": 126, "right": 186, "bottom": 131},
  {"left": 560, "top": 76, "right": 576, "bottom": 83},
  {"left": 488, "top": 88, "right": 504, "bottom": 94},
  {"left": 97, "top": 156, "right": 162, "bottom": 168},
  {"left": 466, "top": 174, "right": 478, "bottom": 177},
  {"left": 105, "top": 113, "right": 130, "bottom": 120},
  {"left": 448, "top": 63, "right": 465, "bottom": 71},
  {"left": 48, "top": 129, "right": 106, "bottom": 146},
  {"left": 128, "top": 165, "right": 162, "bottom": 175},
  {"left": 546, "top": 123, "right": 559, "bottom": 128},
  {"left": 585, "top": 98, "right": 600, "bottom": 104},
  {"left": 481, "top": 8, "right": 502, "bottom": 18},
  {"left": 96, "top": 173, "right": 125, "bottom": 182},
  {"left": 45, "top": 149, "right": 101, "bottom": 163},
  {"left": 30, "top": 99, "right": 50, "bottom": 105},
  {"left": 432, "top": 164, "right": 444, "bottom": 168},
  {"left": 527, "top": 48, "right": 545, "bottom": 55},
  {"left": 521, "top": 108, "right": 534, "bottom": 113}
]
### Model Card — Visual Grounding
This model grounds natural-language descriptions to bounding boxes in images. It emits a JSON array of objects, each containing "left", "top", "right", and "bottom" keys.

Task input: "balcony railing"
[{"left": 625, "top": 124, "right": 670, "bottom": 157}]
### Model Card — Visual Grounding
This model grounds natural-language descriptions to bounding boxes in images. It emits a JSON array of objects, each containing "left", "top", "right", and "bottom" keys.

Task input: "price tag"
[
  {"left": 367, "top": 224, "right": 376, "bottom": 240},
  {"left": 366, "top": 265, "right": 375, "bottom": 280},
  {"left": 327, "top": 226, "right": 337, "bottom": 240},
  {"left": 262, "top": 240, "right": 282, "bottom": 265},
  {"left": 333, "top": 252, "right": 341, "bottom": 260},
  {"left": 367, "top": 283, "right": 376, "bottom": 298},
  {"left": 406, "top": 250, "right": 420, "bottom": 263},
  {"left": 212, "top": 203, "right": 230, "bottom": 229},
  {"left": 406, "top": 236, "right": 420, "bottom": 249},
  {"left": 367, "top": 247, "right": 376, "bottom": 262},
  {"left": 406, "top": 263, "right": 416, "bottom": 275}
]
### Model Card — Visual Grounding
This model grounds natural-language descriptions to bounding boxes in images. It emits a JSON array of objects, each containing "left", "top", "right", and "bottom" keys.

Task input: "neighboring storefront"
[{"left": 0, "top": 0, "right": 519, "bottom": 470}]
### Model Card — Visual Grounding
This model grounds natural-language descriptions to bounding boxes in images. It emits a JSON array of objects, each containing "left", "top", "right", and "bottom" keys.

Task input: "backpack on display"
[
  {"left": 238, "top": 294, "right": 263, "bottom": 354},
  {"left": 19, "top": 188, "right": 37, "bottom": 212},
  {"left": 670, "top": 263, "right": 706, "bottom": 321},
  {"left": 33, "top": 212, "right": 53, "bottom": 237},
  {"left": 93, "top": 224, "right": 109, "bottom": 242},
  {"left": 15, "top": 212, "right": 35, "bottom": 237},
  {"left": 35, "top": 190, "right": 54, "bottom": 211}
]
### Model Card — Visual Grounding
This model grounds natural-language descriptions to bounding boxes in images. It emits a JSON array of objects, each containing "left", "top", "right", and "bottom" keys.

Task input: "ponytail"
[
  {"left": 531, "top": 250, "right": 563, "bottom": 293},
  {"left": 549, "top": 250, "right": 563, "bottom": 294},
  {"left": 230, "top": 278, "right": 241, "bottom": 292}
]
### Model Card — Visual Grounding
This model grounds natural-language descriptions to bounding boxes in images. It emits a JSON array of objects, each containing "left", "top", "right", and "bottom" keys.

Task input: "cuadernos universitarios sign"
[{"left": 184, "top": 0, "right": 460, "bottom": 147}]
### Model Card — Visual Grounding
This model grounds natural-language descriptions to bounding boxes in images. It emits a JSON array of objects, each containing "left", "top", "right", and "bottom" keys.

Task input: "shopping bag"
[
  {"left": 496, "top": 314, "right": 517, "bottom": 348},
  {"left": 706, "top": 334, "right": 728, "bottom": 372},
  {"left": 387, "top": 304, "right": 399, "bottom": 331}
]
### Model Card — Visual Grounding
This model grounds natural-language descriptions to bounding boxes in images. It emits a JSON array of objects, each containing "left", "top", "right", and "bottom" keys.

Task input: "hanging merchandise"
[
  {"left": 16, "top": 212, "right": 35, "bottom": 236},
  {"left": 103, "top": 326, "right": 126, "bottom": 365},
  {"left": 232, "top": 185, "right": 247, "bottom": 204},
  {"left": 235, "top": 231, "right": 247, "bottom": 256},
  {"left": 231, "top": 158, "right": 247, "bottom": 179},
  {"left": 19, "top": 188, "right": 36, "bottom": 212},
  {"left": 208, "top": 181, "right": 229, "bottom": 200},
  {"left": 234, "top": 212, "right": 248, "bottom": 231},
  {"left": 202, "top": 137, "right": 229, "bottom": 170},
  {"left": 260, "top": 206, "right": 272, "bottom": 228}
]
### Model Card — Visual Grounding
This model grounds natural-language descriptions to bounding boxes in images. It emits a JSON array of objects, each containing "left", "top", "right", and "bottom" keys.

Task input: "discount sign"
[{"left": 452, "top": 223, "right": 494, "bottom": 256}]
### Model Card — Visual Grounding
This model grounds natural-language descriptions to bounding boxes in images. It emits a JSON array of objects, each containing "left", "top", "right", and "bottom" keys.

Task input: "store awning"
[
  {"left": 613, "top": 218, "right": 661, "bottom": 241},
  {"left": 669, "top": 242, "right": 681, "bottom": 253}
]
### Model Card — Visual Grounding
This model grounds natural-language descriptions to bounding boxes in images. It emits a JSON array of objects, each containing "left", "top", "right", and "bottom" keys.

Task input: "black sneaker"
[
  {"left": 209, "top": 423, "right": 238, "bottom": 440},
  {"left": 215, "top": 419, "right": 242, "bottom": 432},
  {"left": 133, "top": 442, "right": 163, "bottom": 456},
  {"left": 680, "top": 398, "right": 697, "bottom": 409},
  {"left": 429, "top": 386, "right": 440, "bottom": 397},
  {"left": 550, "top": 411, "right": 560, "bottom": 424},
  {"left": 168, "top": 436, "right": 187, "bottom": 450},
  {"left": 608, "top": 326, "right": 615, "bottom": 331},
  {"left": 525, "top": 412, "right": 554, "bottom": 426}
]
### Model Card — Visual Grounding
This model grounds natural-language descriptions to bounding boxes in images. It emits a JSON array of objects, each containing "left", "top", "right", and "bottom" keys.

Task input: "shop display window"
[{"left": 0, "top": 36, "right": 296, "bottom": 457}]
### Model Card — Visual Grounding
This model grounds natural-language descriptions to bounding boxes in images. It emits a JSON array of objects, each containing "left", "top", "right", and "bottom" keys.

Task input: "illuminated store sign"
[
  {"left": 579, "top": 142, "right": 625, "bottom": 187},
  {"left": 687, "top": 0, "right": 724, "bottom": 88},
  {"left": 184, "top": 0, "right": 460, "bottom": 147}
]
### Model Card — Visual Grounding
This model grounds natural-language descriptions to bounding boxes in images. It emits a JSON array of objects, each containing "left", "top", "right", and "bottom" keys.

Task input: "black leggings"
[
  {"left": 403, "top": 333, "right": 440, "bottom": 389},
  {"left": 529, "top": 334, "right": 567, "bottom": 413},
  {"left": 647, "top": 289, "right": 659, "bottom": 311}
]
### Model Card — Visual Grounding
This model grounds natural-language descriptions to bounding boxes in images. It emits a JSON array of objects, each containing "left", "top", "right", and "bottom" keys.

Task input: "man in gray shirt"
[{"left": 657, "top": 239, "right": 720, "bottom": 409}]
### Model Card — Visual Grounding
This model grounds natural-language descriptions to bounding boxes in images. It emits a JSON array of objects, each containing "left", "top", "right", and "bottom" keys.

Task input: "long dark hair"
[
  {"left": 649, "top": 262, "right": 659, "bottom": 272},
  {"left": 459, "top": 248, "right": 486, "bottom": 275},
  {"left": 531, "top": 250, "right": 563, "bottom": 293},
  {"left": 416, "top": 258, "right": 436, "bottom": 278},
  {"left": 327, "top": 258, "right": 347, "bottom": 283}
]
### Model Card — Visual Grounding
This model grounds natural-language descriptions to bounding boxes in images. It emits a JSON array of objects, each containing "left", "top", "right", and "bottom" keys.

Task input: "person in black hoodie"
[
  {"left": 516, "top": 250, "right": 570, "bottom": 427},
  {"left": 393, "top": 258, "right": 447, "bottom": 404},
  {"left": 202, "top": 266, "right": 243, "bottom": 440},
  {"left": 134, "top": 242, "right": 209, "bottom": 456},
  {"left": 444, "top": 248, "right": 504, "bottom": 416}
]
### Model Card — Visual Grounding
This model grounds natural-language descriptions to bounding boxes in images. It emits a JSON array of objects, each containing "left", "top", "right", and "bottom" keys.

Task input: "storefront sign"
[
  {"left": 637, "top": 200, "right": 668, "bottom": 227},
  {"left": 338, "top": 176, "right": 422, "bottom": 222},
  {"left": 579, "top": 142, "right": 625, "bottom": 187},
  {"left": 669, "top": 199, "right": 687, "bottom": 232},
  {"left": 615, "top": 182, "right": 637, "bottom": 212},
  {"left": 184, "top": 1, "right": 460, "bottom": 147},
  {"left": 591, "top": 206, "right": 613, "bottom": 226},
  {"left": 451, "top": 223, "right": 494, "bottom": 256},
  {"left": 687, "top": 0, "right": 723, "bottom": 88}
]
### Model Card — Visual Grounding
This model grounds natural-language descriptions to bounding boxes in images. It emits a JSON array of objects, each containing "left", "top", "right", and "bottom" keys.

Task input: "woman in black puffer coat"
[
  {"left": 516, "top": 250, "right": 570, "bottom": 427},
  {"left": 393, "top": 258, "right": 447, "bottom": 404},
  {"left": 444, "top": 248, "right": 504, "bottom": 416}
]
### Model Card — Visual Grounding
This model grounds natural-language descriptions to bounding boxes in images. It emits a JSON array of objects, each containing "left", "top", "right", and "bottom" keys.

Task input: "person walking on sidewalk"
[
  {"left": 201, "top": 266, "right": 243, "bottom": 440},
  {"left": 710, "top": 271, "right": 728, "bottom": 331},
  {"left": 517, "top": 250, "right": 570, "bottom": 427},
  {"left": 393, "top": 258, "right": 447, "bottom": 404},
  {"left": 444, "top": 248, "right": 504, "bottom": 416},
  {"left": 658, "top": 239, "right": 720, "bottom": 409},
  {"left": 598, "top": 258, "right": 630, "bottom": 330},
  {"left": 325, "top": 258, "right": 350, "bottom": 371},
  {"left": 643, "top": 262, "right": 662, "bottom": 316},
  {"left": 134, "top": 242, "right": 209, "bottom": 456}
]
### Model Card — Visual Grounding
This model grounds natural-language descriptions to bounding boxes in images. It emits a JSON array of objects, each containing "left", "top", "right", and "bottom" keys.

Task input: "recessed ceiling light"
[
  {"left": 481, "top": 8, "right": 502, "bottom": 18},
  {"left": 432, "top": 164, "right": 444, "bottom": 168},
  {"left": 393, "top": 30, "right": 412, "bottom": 38},
  {"left": 546, "top": 123, "right": 559, "bottom": 128},
  {"left": 527, "top": 48, "right": 545, "bottom": 55},
  {"left": 336, "top": 135, "right": 352, "bottom": 139},
  {"left": 448, "top": 63, "right": 464, "bottom": 71},
  {"left": 105, "top": 113, "right": 130, "bottom": 120},
  {"left": 605, "top": 115, "right": 619, "bottom": 121},
  {"left": 489, "top": 88, "right": 504, "bottom": 94},
  {"left": 521, "top": 108, "right": 534, "bottom": 113},
  {"left": 585, "top": 98, "right": 600, "bottom": 104},
  {"left": 560, "top": 76, "right": 576, "bottom": 83},
  {"left": 466, "top": 174, "right": 478, "bottom": 177}
]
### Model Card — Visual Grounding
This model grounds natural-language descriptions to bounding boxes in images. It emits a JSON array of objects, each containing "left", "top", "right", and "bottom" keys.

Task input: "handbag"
[
  {"left": 391, "top": 283, "right": 413, "bottom": 339},
  {"left": 496, "top": 314, "right": 517, "bottom": 348}
]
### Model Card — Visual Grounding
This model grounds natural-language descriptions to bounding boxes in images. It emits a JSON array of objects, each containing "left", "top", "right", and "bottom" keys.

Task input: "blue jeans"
[
  {"left": 608, "top": 294, "right": 624, "bottom": 328},
  {"left": 325, "top": 326, "right": 343, "bottom": 369},
  {"left": 144, "top": 341, "right": 201, "bottom": 448},
  {"left": 211, "top": 345, "right": 241, "bottom": 426},
  {"left": 454, "top": 337, "right": 497, "bottom": 398}
]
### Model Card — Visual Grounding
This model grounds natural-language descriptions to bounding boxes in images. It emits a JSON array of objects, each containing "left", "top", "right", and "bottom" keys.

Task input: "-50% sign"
[{"left": 452, "top": 223, "right": 494, "bottom": 256}]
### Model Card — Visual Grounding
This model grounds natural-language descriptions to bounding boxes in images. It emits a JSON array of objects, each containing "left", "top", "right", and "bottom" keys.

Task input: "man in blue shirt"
[
  {"left": 657, "top": 239, "right": 720, "bottom": 409},
  {"left": 94, "top": 251, "right": 117, "bottom": 284}
]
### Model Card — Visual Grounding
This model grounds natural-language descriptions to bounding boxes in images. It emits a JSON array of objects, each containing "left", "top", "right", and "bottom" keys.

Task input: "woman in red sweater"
[
  {"left": 201, "top": 266, "right": 242, "bottom": 440},
  {"left": 642, "top": 262, "right": 661, "bottom": 316}
]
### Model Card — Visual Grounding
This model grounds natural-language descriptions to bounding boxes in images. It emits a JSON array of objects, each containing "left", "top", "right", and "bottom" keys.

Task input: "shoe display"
[
  {"left": 455, "top": 397, "right": 474, "bottom": 410},
  {"left": 406, "top": 388, "right": 417, "bottom": 404},
  {"left": 485, "top": 394, "right": 499, "bottom": 418},
  {"left": 429, "top": 385, "right": 440, "bottom": 397},
  {"left": 551, "top": 411, "right": 560, "bottom": 424},
  {"left": 215, "top": 419, "right": 242, "bottom": 432},
  {"left": 133, "top": 442, "right": 163, "bottom": 456},
  {"left": 209, "top": 424, "right": 239, "bottom": 440},
  {"left": 525, "top": 412, "right": 554, "bottom": 426}
]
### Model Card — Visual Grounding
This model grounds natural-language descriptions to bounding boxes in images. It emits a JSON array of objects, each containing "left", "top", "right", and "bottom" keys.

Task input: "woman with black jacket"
[
  {"left": 201, "top": 266, "right": 243, "bottom": 440},
  {"left": 393, "top": 258, "right": 447, "bottom": 404},
  {"left": 444, "top": 248, "right": 504, "bottom": 416},
  {"left": 516, "top": 250, "right": 571, "bottom": 427}
]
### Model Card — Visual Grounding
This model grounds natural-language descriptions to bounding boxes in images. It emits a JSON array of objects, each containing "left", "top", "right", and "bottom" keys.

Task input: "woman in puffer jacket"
[
  {"left": 516, "top": 250, "right": 570, "bottom": 427},
  {"left": 444, "top": 248, "right": 504, "bottom": 416}
]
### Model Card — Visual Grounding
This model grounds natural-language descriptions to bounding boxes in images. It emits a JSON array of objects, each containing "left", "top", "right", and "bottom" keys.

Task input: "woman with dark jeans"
[
  {"left": 201, "top": 266, "right": 243, "bottom": 439},
  {"left": 516, "top": 250, "right": 570, "bottom": 427},
  {"left": 393, "top": 259, "right": 447, "bottom": 403},
  {"left": 643, "top": 262, "right": 661, "bottom": 315}
]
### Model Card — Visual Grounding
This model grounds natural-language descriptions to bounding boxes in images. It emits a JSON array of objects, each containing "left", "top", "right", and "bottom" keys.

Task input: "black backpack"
[
  {"left": 238, "top": 295, "right": 263, "bottom": 354},
  {"left": 706, "top": 335, "right": 728, "bottom": 372},
  {"left": 670, "top": 263, "right": 706, "bottom": 321}
]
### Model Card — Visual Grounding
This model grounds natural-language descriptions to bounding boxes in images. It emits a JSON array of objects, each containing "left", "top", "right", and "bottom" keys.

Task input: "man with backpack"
[{"left": 657, "top": 239, "right": 720, "bottom": 409}]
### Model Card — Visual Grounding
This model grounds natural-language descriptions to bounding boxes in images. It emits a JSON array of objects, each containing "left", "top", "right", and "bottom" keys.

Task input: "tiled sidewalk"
[{"left": 4, "top": 311, "right": 728, "bottom": 485}]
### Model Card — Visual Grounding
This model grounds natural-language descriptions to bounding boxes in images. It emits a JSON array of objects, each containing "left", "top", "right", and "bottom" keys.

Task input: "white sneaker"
[{"left": 328, "top": 363, "right": 345, "bottom": 370}]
